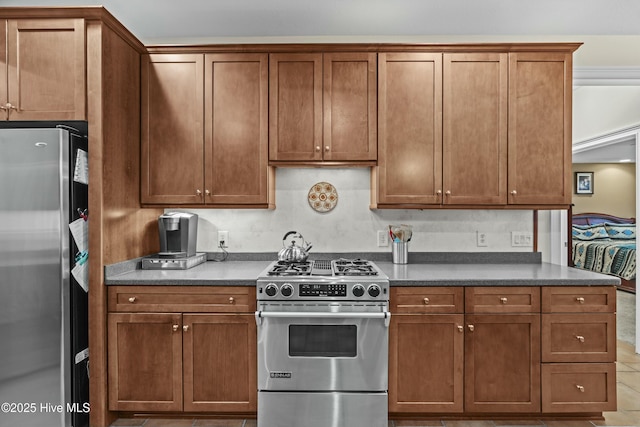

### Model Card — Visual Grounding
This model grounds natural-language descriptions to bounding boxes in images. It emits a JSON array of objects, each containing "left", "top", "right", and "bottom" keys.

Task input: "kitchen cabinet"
[
  {"left": 107, "top": 286, "right": 257, "bottom": 413},
  {"left": 389, "top": 287, "right": 464, "bottom": 413},
  {"left": 541, "top": 286, "right": 617, "bottom": 412},
  {"left": 0, "top": 18, "right": 85, "bottom": 120},
  {"left": 508, "top": 52, "right": 573, "bottom": 205},
  {"left": 269, "top": 52, "right": 377, "bottom": 163},
  {"left": 141, "top": 53, "right": 272, "bottom": 207},
  {"left": 375, "top": 52, "right": 507, "bottom": 207}
]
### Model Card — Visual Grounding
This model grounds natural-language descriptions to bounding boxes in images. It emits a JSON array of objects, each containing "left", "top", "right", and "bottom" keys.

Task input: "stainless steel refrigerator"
[{"left": 0, "top": 122, "right": 89, "bottom": 427}]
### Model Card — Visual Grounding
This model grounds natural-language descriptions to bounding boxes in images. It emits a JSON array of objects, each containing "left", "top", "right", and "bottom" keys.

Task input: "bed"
[{"left": 572, "top": 212, "right": 636, "bottom": 293}]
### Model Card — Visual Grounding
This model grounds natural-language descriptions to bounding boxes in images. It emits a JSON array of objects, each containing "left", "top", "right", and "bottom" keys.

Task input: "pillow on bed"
[
  {"left": 604, "top": 223, "right": 636, "bottom": 239},
  {"left": 572, "top": 224, "right": 609, "bottom": 240}
]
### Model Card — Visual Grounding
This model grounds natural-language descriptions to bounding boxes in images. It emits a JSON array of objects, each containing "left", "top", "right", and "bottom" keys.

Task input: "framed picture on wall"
[{"left": 575, "top": 171, "right": 594, "bottom": 194}]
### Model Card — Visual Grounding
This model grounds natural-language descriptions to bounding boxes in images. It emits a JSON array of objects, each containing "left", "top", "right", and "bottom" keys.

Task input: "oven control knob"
[
  {"left": 367, "top": 284, "right": 381, "bottom": 298},
  {"left": 352, "top": 284, "right": 365, "bottom": 297},
  {"left": 265, "top": 283, "right": 278, "bottom": 297},
  {"left": 281, "top": 283, "right": 294, "bottom": 297}
]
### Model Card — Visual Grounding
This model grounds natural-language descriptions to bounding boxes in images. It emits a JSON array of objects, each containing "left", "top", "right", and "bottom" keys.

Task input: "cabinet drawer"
[
  {"left": 542, "top": 313, "right": 616, "bottom": 362},
  {"left": 541, "top": 363, "right": 616, "bottom": 413},
  {"left": 391, "top": 287, "right": 463, "bottom": 313},
  {"left": 542, "top": 286, "right": 616, "bottom": 313},
  {"left": 465, "top": 287, "right": 540, "bottom": 313},
  {"left": 108, "top": 286, "right": 256, "bottom": 313}
]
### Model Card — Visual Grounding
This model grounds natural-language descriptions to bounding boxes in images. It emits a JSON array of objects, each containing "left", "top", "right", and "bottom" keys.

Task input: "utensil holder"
[{"left": 392, "top": 241, "right": 408, "bottom": 264}]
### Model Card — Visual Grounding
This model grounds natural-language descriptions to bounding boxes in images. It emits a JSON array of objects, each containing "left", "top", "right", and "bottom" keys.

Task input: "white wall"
[{"left": 182, "top": 168, "right": 534, "bottom": 254}]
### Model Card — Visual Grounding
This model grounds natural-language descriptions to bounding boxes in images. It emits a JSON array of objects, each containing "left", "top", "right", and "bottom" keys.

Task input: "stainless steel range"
[{"left": 256, "top": 259, "right": 390, "bottom": 427}]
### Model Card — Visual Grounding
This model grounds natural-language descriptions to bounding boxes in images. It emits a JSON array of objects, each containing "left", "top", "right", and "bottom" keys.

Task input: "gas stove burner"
[
  {"left": 333, "top": 258, "right": 378, "bottom": 276},
  {"left": 267, "top": 260, "right": 312, "bottom": 276}
]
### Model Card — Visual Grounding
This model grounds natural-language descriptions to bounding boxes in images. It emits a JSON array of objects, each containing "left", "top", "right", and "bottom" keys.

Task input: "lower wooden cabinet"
[
  {"left": 390, "top": 285, "right": 616, "bottom": 417},
  {"left": 107, "top": 286, "right": 257, "bottom": 413}
]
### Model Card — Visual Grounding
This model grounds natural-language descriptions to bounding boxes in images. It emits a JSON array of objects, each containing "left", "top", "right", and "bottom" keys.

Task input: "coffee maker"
[
  {"left": 158, "top": 212, "right": 198, "bottom": 258},
  {"left": 142, "top": 212, "right": 205, "bottom": 270}
]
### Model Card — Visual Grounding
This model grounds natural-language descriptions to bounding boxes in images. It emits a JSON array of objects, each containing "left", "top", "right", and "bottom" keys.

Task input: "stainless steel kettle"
[{"left": 278, "top": 231, "right": 312, "bottom": 263}]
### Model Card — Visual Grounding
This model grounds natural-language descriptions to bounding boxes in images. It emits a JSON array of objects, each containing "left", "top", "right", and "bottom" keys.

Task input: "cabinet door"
[
  {"left": 141, "top": 54, "right": 204, "bottom": 204},
  {"left": 376, "top": 52, "right": 442, "bottom": 205},
  {"left": 269, "top": 53, "right": 322, "bottom": 161},
  {"left": 204, "top": 53, "right": 270, "bottom": 205},
  {"left": 6, "top": 19, "right": 85, "bottom": 120},
  {"left": 390, "top": 314, "right": 464, "bottom": 413},
  {"left": 108, "top": 313, "right": 183, "bottom": 411},
  {"left": 443, "top": 53, "right": 507, "bottom": 205},
  {"left": 508, "top": 52, "right": 572, "bottom": 205},
  {"left": 323, "top": 52, "right": 377, "bottom": 161},
  {"left": 183, "top": 314, "right": 257, "bottom": 412},
  {"left": 465, "top": 314, "right": 541, "bottom": 412}
]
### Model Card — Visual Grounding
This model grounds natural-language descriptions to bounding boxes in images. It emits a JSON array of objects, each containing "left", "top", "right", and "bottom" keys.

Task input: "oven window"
[{"left": 289, "top": 325, "right": 357, "bottom": 357}]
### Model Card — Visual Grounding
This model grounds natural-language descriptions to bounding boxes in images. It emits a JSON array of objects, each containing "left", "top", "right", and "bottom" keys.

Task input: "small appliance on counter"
[{"left": 142, "top": 212, "right": 206, "bottom": 270}]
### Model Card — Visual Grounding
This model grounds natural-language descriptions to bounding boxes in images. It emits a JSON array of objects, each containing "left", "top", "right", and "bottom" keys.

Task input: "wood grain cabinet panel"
[
  {"left": 108, "top": 313, "right": 183, "bottom": 412},
  {"left": 542, "top": 313, "right": 616, "bottom": 362},
  {"left": 466, "top": 286, "right": 540, "bottom": 313},
  {"left": 443, "top": 53, "right": 508, "bottom": 205},
  {"left": 542, "top": 286, "right": 616, "bottom": 313},
  {"left": 391, "top": 287, "right": 463, "bottom": 314},
  {"left": 508, "top": 52, "right": 572, "bottom": 205},
  {"left": 376, "top": 52, "right": 443, "bottom": 205},
  {"left": 542, "top": 363, "right": 616, "bottom": 413},
  {"left": 2, "top": 18, "right": 85, "bottom": 120},
  {"left": 465, "top": 313, "right": 541, "bottom": 413},
  {"left": 269, "top": 52, "right": 376, "bottom": 163}
]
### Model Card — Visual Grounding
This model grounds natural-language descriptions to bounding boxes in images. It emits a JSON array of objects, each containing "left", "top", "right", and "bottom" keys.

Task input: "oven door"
[{"left": 256, "top": 302, "right": 390, "bottom": 392}]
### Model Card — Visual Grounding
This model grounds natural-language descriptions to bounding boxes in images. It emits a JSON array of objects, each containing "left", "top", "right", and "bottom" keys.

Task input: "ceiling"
[{"left": 2, "top": 0, "right": 639, "bottom": 161}]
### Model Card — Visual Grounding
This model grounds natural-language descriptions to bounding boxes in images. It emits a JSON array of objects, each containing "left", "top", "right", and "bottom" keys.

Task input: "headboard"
[{"left": 572, "top": 212, "right": 636, "bottom": 226}]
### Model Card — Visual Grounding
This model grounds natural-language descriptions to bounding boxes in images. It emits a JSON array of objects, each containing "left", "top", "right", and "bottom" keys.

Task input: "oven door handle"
[{"left": 255, "top": 311, "right": 391, "bottom": 327}]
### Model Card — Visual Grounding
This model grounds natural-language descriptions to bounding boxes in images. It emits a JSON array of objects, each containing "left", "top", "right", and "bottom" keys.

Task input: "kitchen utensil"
[{"left": 278, "top": 231, "right": 313, "bottom": 262}]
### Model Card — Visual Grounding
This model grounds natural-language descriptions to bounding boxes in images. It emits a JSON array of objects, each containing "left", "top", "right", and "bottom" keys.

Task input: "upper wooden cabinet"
[
  {"left": 141, "top": 53, "right": 273, "bottom": 207},
  {"left": 376, "top": 52, "right": 443, "bottom": 205},
  {"left": 269, "top": 52, "right": 377, "bottom": 164},
  {"left": 508, "top": 52, "right": 573, "bottom": 205},
  {"left": 0, "top": 19, "right": 85, "bottom": 120},
  {"left": 443, "top": 53, "right": 508, "bottom": 205}
]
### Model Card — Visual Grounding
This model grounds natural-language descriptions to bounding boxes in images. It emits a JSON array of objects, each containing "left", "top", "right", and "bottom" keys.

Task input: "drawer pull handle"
[
  {"left": 576, "top": 385, "right": 585, "bottom": 392},
  {"left": 576, "top": 297, "right": 585, "bottom": 304},
  {"left": 183, "top": 325, "right": 189, "bottom": 332},
  {"left": 229, "top": 297, "right": 235, "bottom": 304},
  {"left": 128, "top": 297, "right": 136, "bottom": 303},
  {"left": 500, "top": 297, "right": 508, "bottom": 304},
  {"left": 576, "top": 335, "right": 585, "bottom": 343},
  {"left": 423, "top": 297, "right": 430, "bottom": 305},
  {"left": 457, "top": 325, "right": 463, "bottom": 332},
  {"left": 468, "top": 325, "right": 474, "bottom": 332},
  {"left": 172, "top": 324, "right": 179, "bottom": 332}
]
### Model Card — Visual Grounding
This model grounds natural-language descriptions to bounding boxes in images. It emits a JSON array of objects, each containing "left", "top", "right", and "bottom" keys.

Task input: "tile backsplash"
[{"left": 185, "top": 168, "right": 534, "bottom": 254}]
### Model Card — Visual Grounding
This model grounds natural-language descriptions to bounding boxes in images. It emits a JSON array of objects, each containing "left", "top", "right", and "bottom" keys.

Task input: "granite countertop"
[{"left": 104, "top": 252, "right": 621, "bottom": 287}]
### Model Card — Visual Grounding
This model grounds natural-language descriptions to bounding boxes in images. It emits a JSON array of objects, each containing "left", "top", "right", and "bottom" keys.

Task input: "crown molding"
[{"left": 573, "top": 66, "right": 640, "bottom": 86}]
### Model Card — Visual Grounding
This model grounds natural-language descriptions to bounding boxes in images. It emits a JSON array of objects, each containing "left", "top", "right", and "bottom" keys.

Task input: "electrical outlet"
[
  {"left": 512, "top": 231, "right": 533, "bottom": 247},
  {"left": 377, "top": 230, "right": 389, "bottom": 247},
  {"left": 476, "top": 231, "right": 488, "bottom": 247},
  {"left": 217, "top": 230, "right": 229, "bottom": 248}
]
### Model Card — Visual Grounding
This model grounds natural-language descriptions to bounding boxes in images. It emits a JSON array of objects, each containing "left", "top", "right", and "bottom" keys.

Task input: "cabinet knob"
[
  {"left": 576, "top": 335, "right": 585, "bottom": 343},
  {"left": 128, "top": 297, "right": 136, "bottom": 303},
  {"left": 436, "top": 190, "right": 442, "bottom": 195},
  {"left": 325, "top": 146, "right": 330, "bottom": 152},
  {"left": 445, "top": 190, "right": 451, "bottom": 196},
  {"left": 510, "top": 190, "right": 517, "bottom": 195},
  {"left": 205, "top": 189, "right": 211, "bottom": 196},
  {"left": 183, "top": 325, "right": 189, "bottom": 332},
  {"left": 457, "top": 325, "right": 464, "bottom": 332},
  {"left": 423, "top": 297, "right": 430, "bottom": 305},
  {"left": 315, "top": 146, "right": 321, "bottom": 152},
  {"left": 172, "top": 324, "right": 179, "bottom": 332},
  {"left": 576, "top": 385, "right": 585, "bottom": 392},
  {"left": 196, "top": 189, "right": 202, "bottom": 196},
  {"left": 576, "top": 297, "right": 585, "bottom": 304},
  {"left": 468, "top": 325, "right": 474, "bottom": 332},
  {"left": 229, "top": 297, "right": 235, "bottom": 304},
  {"left": 500, "top": 297, "right": 508, "bottom": 304}
]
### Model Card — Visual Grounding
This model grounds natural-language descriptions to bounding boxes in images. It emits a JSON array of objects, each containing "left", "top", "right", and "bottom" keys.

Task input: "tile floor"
[{"left": 110, "top": 339, "right": 640, "bottom": 427}]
